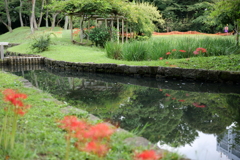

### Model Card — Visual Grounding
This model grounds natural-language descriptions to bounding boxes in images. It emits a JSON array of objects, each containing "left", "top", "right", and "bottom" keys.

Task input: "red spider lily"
[
  {"left": 83, "top": 141, "right": 109, "bottom": 157},
  {"left": 2, "top": 89, "right": 31, "bottom": 116},
  {"left": 172, "top": 97, "right": 176, "bottom": 100},
  {"left": 134, "top": 150, "right": 161, "bottom": 160},
  {"left": 83, "top": 123, "right": 115, "bottom": 140},
  {"left": 172, "top": 49, "right": 177, "bottom": 51},
  {"left": 159, "top": 57, "right": 163, "bottom": 60},
  {"left": 193, "top": 51, "right": 199, "bottom": 55},
  {"left": 178, "top": 99, "right": 185, "bottom": 102},
  {"left": 165, "top": 93, "right": 171, "bottom": 97},
  {"left": 159, "top": 89, "right": 163, "bottom": 91},
  {"left": 179, "top": 50, "right": 186, "bottom": 52},
  {"left": 196, "top": 48, "right": 207, "bottom": 53},
  {"left": 166, "top": 52, "right": 171, "bottom": 55},
  {"left": 3, "top": 89, "right": 27, "bottom": 107},
  {"left": 192, "top": 102, "right": 206, "bottom": 108},
  {"left": 58, "top": 116, "right": 89, "bottom": 132}
]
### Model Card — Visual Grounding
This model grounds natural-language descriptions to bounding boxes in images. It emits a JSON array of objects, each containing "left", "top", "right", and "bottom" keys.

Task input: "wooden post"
[
  {"left": 70, "top": 15, "right": 73, "bottom": 42},
  {"left": 126, "top": 21, "right": 128, "bottom": 42},
  {"left": 111, "top": 17, "right": 113, "bottom": 41},
  {"left": 117, "top": 18, "right": 119, "bottom": 43},
  {"left": 80, "top": 16, "right": 84, "bottom": 43},
  {"left": 122, "top": 18, "right": 124, "bottom": 43},
  {"left": 0, "top": 42, "right": 9, "bottom": 60},
  {"left": 87, "top": 20, "right": 90, "bottom": 41},
  {"left": 105, "top": 18, "right": 107, "bottom": 28}
]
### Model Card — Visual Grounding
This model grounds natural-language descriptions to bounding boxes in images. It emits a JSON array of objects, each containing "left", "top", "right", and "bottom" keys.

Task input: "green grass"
[{"left": 3, "top": 27, "right": 239, "bottom": 72}]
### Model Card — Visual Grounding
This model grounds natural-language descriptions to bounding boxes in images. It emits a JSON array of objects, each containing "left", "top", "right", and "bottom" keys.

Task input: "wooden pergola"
[{"left": 68, "top": 14, "right": 133, "bottom": 44}]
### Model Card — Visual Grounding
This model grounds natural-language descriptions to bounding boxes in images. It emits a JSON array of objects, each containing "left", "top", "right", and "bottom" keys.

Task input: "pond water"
[{"left": 4, "top": 66, "right": 240, "bottom": 160}]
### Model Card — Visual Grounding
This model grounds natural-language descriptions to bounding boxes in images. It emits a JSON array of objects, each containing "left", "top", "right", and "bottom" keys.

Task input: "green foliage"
[
  {"left": 105, "top": 41, "right": 122, "bottom": 59},
  {"left": 30, "top": 34, "right": 53, "bottom": 53},
  {"left": 88, "top": 26, "right": 110, "bottom": 47}
]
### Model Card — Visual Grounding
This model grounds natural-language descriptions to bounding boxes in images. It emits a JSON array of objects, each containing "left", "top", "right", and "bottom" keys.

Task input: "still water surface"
[{"left": 5, "top": 67, "right": 240, "bottom": 160}]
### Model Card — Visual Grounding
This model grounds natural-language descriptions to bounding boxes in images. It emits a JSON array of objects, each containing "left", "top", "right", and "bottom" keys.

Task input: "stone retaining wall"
[{"left": 1, "top": 51, "right": 240, "bottom": 83}]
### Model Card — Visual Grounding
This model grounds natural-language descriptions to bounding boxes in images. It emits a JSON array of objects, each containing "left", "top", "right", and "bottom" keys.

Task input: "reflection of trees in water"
[
  {"left": 12, "top": 70, "right": 240, "bottom": 147},
  {"left": 111, "top": 87, "right": 198, "bottom": 147}
]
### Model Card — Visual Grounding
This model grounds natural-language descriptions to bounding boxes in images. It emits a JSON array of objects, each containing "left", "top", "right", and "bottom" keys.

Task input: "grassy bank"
[{"left": 1, "top": 27, "right": 239, "bottom": 72}]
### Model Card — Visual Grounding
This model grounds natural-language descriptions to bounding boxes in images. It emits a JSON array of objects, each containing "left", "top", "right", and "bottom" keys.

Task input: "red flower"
[
  {"left": 58, "top": 116, "right": 88, "bottom": 132},
  {"left": 83, "top": 123, "right": 115, "bottom": 140},
  {"left": 172, "top": 49, "right": 177, "bottom": 51},
  {"left": 159, "top": 89, "right": 163, "bottom": 91},
  {"left": 172, "top": 97, "right": 176, "bottom": 100},
  {"left": 178, "top": 99, "right": 185, "bottom": 102},
  {"left": 3, "top": 89, "right": 27, "bottom": 107},
  {"left": 134, "top": 150, "right": 160, "bottom": 160},
  {"left": 196, "top": 48, "right": 207, "bottom": 53},
  {"left": 179, "top": 50, "right": 186, "bottom": 52},
  {"left": 166, "top": 62, "right": 169, "bottom": 64},
  {"left": 83, "top": 141, "right": 109, "bottom": 157},
  {"left": 166, "top": 52, "right": 171, "bottom": 55},
  {"left": 193, "top": 51, "right": 199, "bottom": 55},
  {"left": 2, "top": 89, "right": 31, "bottom": 116},
  {"left": 159, "top": 57, "right": 163, "bottom": 60},
  {"left": 165, "top": 93, "right": 171, "bottom": 97}
]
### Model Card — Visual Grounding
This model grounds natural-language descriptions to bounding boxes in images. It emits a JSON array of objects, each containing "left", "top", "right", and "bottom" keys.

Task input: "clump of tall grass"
[
  {"left": 122, "top": 41, "right": 149, "bottom": 61},
  {"left": 105, "top": 41, "right": 122, "bottom": 59},
  {"left": 106, "top": 35, "right": 239, "bottom": 61}
]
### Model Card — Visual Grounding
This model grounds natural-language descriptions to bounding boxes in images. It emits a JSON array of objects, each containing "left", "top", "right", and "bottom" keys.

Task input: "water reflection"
[{"left": 4, "top": 66, "right": 240, "bottom": 160}]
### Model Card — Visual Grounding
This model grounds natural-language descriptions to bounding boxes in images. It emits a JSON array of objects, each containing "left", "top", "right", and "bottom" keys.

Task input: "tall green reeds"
[{"left": 106, "top": 35, "right": 239, "bottom": 61}]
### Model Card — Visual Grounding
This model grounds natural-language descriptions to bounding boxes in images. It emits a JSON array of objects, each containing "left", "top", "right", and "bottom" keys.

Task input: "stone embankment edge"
[{"left": 1, "top": 50, "right": 239, "bottom": 83}]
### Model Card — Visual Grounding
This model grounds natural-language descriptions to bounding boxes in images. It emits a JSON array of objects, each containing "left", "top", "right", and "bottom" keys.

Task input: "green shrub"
[
  {"left": 105, "top": 42, "right": 122, "bottom": 59},
  {"left": 30, "top": 34, "right": 52, "bottom": 53},
  {"left": 88, "top": 26, "right": 111, "bottom": 47},
  {"left": 136, "top": 36, "right": 149, "bottom": 41}
]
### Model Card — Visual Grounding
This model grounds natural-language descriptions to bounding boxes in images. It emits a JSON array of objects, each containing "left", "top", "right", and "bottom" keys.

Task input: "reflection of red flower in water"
[
  {"left": 192, "top": 102, "right": 206, "bottom": 108},
  {"left": 178, "top": 99, "right": 185, "bottom": 102},
  {"left": 165, "top": 93, "right": 171, "bottom": 97},
  {"left": 134, "top": 150, "right": 161, "bottom": 160}
]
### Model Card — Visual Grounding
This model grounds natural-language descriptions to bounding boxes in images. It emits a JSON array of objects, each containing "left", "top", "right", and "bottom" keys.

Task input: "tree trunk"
[
  {"left": 30, "top": 0, "right": 36, "bottom": 34},
  {"left": 37, "top": 0, "right": 45, "bottom": 27},
  {"left": 45, "top": 9, "right": 49, "bottom": 28},
  {"left": 51, "top": 13, "right": 59, "bottom": 30},
  {"left": 19, "top": 0, "right": 24, "bottom": 27},
  {"left": 64, "top": 16, "right": 69, "bottom": 30},
  {"left": 4, "top": 0, "right": 12, "bottom": 32}
]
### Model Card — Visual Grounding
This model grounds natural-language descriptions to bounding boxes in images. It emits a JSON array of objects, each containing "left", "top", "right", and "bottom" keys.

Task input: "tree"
[
  {"left": 209, "top": 0, "right": 240, "bottom": 45},
  {"left": 0, "top": 0, "right": 13, "bottom": 32}
]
